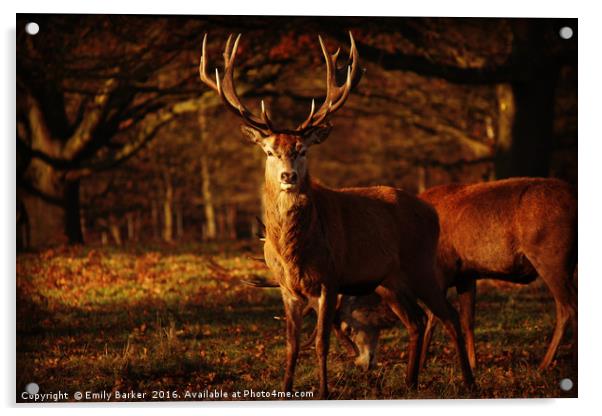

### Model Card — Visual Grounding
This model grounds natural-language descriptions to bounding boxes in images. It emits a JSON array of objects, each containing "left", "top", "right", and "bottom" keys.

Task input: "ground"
[{"left": 16, "top": 243, "right": 577, "bottom": 402}]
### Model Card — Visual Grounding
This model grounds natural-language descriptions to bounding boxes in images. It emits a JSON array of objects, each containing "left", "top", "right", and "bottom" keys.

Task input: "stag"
[
  {"left": 199, "top": 32, "right": 475, "bottom": 399},
  {"left": 246, "top": 220, "right": 390, "bottom": 370},
  {"left": 419, "top": 178, "right": 578, "bottom": 371},
  {"left": 290, "top": 179, "right": 578, "bottom": 373}
]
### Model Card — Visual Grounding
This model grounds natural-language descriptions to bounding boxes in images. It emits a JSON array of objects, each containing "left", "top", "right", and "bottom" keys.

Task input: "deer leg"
[
  {"left": 301, "top": 308, "right": 358, "bottom": 358},
  {"left": 570, "top": 282, "right": 578, "bottom": 370},
  {"left": 537, "top": 267, "right": 578, "bottom": 370},
  {"left": 538, "top": 286, "right": 578, "bottom": 371},
  {"left": 571, "top": 309, "right": 578, "bottom": 369},
  {"left": 302, "top": 327, "right": 317, "bottom": 350},
  {"left": 316, "top": 285, "right": 338, "bottom": 399},
  {"left": 300, "top": 305, "right": 317, "bottom": 350},
  {"left": 571, "top": 266, "right": 578, "bottom": 369},
  {"left": 419, "top": 309, "right": 436, "bottom": 370},
  {"left": 333, "top": 317, "right": 360, "bottom": 359},
  {"left": 301, "top": 317, "right": 358, "bottom": 358},
  {"left": 456, "top": 276, "right": 477, "bottom": 370},
  {"left": 539, "top": 301, "right": 570, "bottom": 370},
  {"left": 281, "top": 292, "right": 305, "bottom": 393},
  {"left": 376, "top": 285, "right": 425, "bottom": 388},
  {"left": 419, "top": 286, "right": 476, "bottom": 389},
  {"left": 352, "top": 327, "right": 379, "bottom": 370}
]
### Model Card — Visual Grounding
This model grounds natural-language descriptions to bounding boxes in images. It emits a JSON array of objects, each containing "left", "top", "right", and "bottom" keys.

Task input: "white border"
[{"left": 4, "top": 1, "right": 602, "bottom": 415}]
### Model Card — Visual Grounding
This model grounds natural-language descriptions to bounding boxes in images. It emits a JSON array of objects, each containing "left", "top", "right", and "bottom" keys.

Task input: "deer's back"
[
  {"left": 420, "top": 178, "right": 577, "bottom": 280},
  {"left": 314, "top": 184, "right": 439, "bottom": 289}
]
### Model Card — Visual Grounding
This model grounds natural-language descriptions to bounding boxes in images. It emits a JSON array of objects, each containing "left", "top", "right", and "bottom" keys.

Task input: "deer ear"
[
  {"left": 304, "top": 124, "right": 332, "bottom": 146},
  {"left": 240, "top": 125, "right": 265, "bottom": 144}
]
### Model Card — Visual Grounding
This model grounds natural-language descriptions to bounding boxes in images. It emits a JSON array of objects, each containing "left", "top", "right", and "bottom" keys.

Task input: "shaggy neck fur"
[{"left": 264, "top": 171, "right": 319, "bottom": 279}]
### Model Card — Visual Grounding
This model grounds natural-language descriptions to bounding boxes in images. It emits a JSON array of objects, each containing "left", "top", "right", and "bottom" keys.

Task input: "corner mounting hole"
[
  {"left": 25, "top": 382, "right": 39, "bottom": 394},
  {"left": 25, "top": 22, "right": 40, "bottom": 36},
  {"left": 559, "top": 26, "right": 573, "bottom": 40},
  {"left": 559, "top": 378, "right": 573, "bottom": 391}
]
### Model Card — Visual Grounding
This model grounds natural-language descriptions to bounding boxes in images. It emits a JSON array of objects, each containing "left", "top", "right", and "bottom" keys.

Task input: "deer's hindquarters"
[{"left": 421, "top": 177, "right": 577, "bottom": 371}]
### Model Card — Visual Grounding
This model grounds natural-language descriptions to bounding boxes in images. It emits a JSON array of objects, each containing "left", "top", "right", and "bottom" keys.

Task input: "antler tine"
[
  {"left": 296, "top": 36, "right": 335, "bottom": 131},
  {"left": 346, "top": 31, "right": 363, "bottom": 90},
  {"left": 298, "top": 99, "right": 316, "bottom": 130},
  {"left": 215, "top": 68, "right": 221, "bottom": 95},
  {"left": 348, "top": 30, "right": 356, "bottom": 61},
  {"left": 199, "top": 34, "right": 273, "bottom": 134},
  {"left": 333, "top": 48, "right": 341, "bottom": 64},
  {"left": 221, "top": 34, "right": 274, "bottom": 132},
  {"left": 199, "top": 33, "right": 219, "bottom": 91},
  {"left": 310, "top": 100, "right": 332, "bottom": 127},
  {"left": 228, "top": 33, "right": 242, "bottom": 66},
  {"left": 296, "top": 32, "right": 363, "bottom": 132},
  {"left": 329, "top": 65, "right": 353, "bottom": 113},
  {"left": 318, "top": 35, "right": 334, "bottom": 107},
  {"left": 261, "top": 100, "right": 275, "bottom": 131},
  {"left": 223, "top": 34, "right": 233, "bottom": 66},
  {"left": 201, "top": 32, "right": 362, "bottom": 136}
]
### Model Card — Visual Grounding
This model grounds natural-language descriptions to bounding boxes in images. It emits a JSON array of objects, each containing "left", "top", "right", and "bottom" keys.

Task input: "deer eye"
[{"left": 266, "top": 150, "right": 274, "bottom": 157}]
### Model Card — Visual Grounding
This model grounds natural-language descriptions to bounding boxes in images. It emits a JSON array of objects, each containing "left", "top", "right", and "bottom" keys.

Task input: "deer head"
[{"left": 199, "top": 32, "right": 363, "bottom": 193}]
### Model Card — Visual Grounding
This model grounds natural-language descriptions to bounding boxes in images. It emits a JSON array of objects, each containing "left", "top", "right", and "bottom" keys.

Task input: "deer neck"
[{"left": 263, "top": 173, "right": 318, "bottom": 267}]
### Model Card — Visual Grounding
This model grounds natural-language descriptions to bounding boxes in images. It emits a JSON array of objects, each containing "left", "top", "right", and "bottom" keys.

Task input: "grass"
[{"left": 16, "top": 242, "right": 577, "bottom": 402}]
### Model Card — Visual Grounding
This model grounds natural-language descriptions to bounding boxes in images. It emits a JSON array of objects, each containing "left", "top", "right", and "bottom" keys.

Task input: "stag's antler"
[
  {"left": 200, "top": 33, "right": 275, "bottom": 134},
  {"left": 297, "top": 32, "right": 363, "bottom": 131},
  {"left": 199, "top": 32, "right": 363, "bottom": 135}
]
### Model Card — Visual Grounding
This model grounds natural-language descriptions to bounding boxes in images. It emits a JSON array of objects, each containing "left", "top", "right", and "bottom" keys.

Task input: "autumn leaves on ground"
[{"left": 16, "top": 243, "right": 576, "bottom": 401}]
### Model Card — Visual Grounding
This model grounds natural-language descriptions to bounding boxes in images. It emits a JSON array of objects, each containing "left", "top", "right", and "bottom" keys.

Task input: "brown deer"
[
  {"left": 419, "top": 178, "right": 578, "bottom": 371},
  {"left": 199, "top": 32, "right": 475, "bottom": 399},
  {"left": 245, "top": 219, "right": 390, "bottom": 369},
  {"left": 249, "top": 179, "right": 577, "bottom": 373},
  {"left": 320, "top": 178, "right": 577, "bottom": 373}
]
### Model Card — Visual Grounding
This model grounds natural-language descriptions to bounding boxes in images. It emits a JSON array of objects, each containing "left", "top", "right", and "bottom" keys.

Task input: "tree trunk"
[
  {"left": 17, "top": 198, "right": 30, "bottom": 251},
  {"left": 502, "top": 20, "right": 559, "bottom": 178},
  {"left": 151, "top": 201, "right": 160, "bottom": 240},
  {"left": 217, "top": 207, "right": 227, "bottom": 240},
  {"left": 175, "top": 205, "right": 184, "bottom": 240},
  {"left": 509, "top": 73, "right": 558, "bottom": 177},
  {"left": 162, "top": 170, "right": 174, "bottom": 243},
  {"left": 226, "top": 204, "right": 237, "bottom": 240},
  {"left": 79, "top": 206, "right": 87, "bottom": 242},
  {"left": 201, "top": 155, "right": 217, "bottom": 241},
  {"left": 199, "top": 108, "right": 217, "bottom": 240},
  {"left": 19, "top": 158, "right": 83, "bottom": 247},
  {"left": 250, "top": 216, "right": 258, "bottom": 241},
  {"left": 64, "top": 180, "right": 83, "bottom": 244},
  {"left": 126, "top": 212, "right": 135, "bottom": 242},
  {"left": 493, "top": 83, "right": 516, "bottom": 179},
  {"left": 108, "top": 214, "right": 122, "bottom": 245},
  {"left": 135, "top": 211, "right": 142, "bottom": 242},
  {"left": 20, "top": 191, "right": 66, "bottom": 248}
]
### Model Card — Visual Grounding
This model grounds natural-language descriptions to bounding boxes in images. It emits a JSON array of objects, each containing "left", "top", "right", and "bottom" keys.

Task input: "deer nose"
[{"left": 280, "top": 171, "right": 298, "bottom": 184}]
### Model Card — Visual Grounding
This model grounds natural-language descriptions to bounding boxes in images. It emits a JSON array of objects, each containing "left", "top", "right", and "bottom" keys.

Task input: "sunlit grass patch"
[{"left": 17, "top": 243, "right": 576, "bottom": 401}]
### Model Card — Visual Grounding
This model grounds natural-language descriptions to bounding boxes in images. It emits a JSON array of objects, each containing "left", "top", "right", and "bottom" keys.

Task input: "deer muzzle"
[{"left": 280, "top": 171, "right": 298, "bottom": 191}]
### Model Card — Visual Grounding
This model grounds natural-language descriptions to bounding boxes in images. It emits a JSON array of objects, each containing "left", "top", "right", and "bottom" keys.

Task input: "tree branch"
[
  {"left": 61, "top": 77, "right": 119, "bottom": 160},
  {"left": 24, "top": 93, "right": 62, "bottom": 158},
  {"left": 324, "top": 31, "right": 515, "bottom": 85},
  {"left": 63, "top": 95, "right": 215, "bottom": 181}
]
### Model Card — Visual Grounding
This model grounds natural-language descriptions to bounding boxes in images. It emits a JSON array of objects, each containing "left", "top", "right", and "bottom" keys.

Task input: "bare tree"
[{"left": 17, "top": 15, "right": 206, "bottom": 246}]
